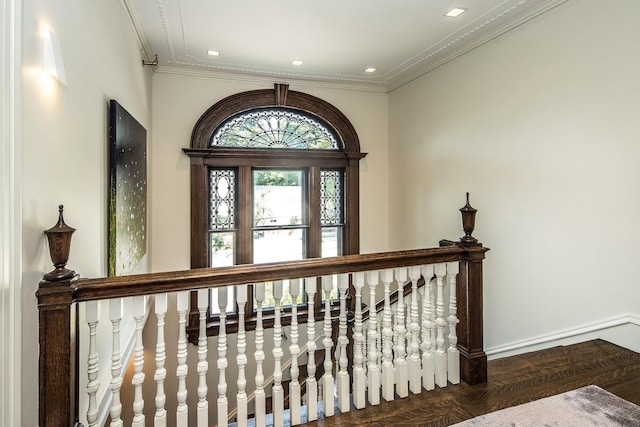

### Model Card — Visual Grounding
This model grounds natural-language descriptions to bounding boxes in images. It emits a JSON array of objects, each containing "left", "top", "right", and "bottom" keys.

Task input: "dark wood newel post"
[
  {"left": 37, "top": 205, "right": 81, "bottom": 427},
  {"left": 37, "top": 276, "right": 80, "bottom": 427},
  {"left": 441, "top": 193, "right": 489, "bottom": 385},
  {"left": 457, "top": 245, "right": 489, "bottom": 384}
]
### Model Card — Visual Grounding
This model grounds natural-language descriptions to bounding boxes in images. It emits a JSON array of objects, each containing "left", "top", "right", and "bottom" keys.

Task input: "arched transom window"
[{"left": 211, "top": 108, "right": 339, "bottom": 150}]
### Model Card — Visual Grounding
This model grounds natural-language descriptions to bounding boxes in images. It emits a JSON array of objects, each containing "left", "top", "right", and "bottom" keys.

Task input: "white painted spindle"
[
  {"left": 434, "top": 264, "right": 448, "bottom": 387},
  {"left": 352, "top": 272, "right": 366, "bottom": 409},
  {"left": 132, "top": 296, "right": 146, "bottom": 427},
  {"left": 321, "top": 276, "right": 335, "bottom": 417},
  {"left": 197, "top": 289, "right": 209, "bottom": 426},
  {"left": 337, "top": 274, "right": 350, "bottom": 413},
  {"left": 154, "top": 294, "right": 168, "bottom": 427},
  {"left": 176, "top": 292, "right": 189, "bottom": 427},
  {"left": 254, "top": 283, "right": 266, "bottom": 427},
  {"left": 430, "top": 268, "right": 437, "bottom": 366},
  {"left": 305, "top": 277, "right": 318, "bottom": 421},
  {"left": 289, "top": 279, "right": 302, "bottom": 425},
  {"left": 380, "top": 269, "right": 394, "bottom": 402},
  {"left": 393, "top": 267, "right": 408, "bottom": 398},
  {"left": 420, "top": 265, "right": 435, "bottom": 391},
  {"left": 236, "top": 285, "right": 248, "bottom": 427},
  {"left": 217, "top": 287, "right": 229, "bottom": 427},
  {"left": 109, "top": 299, "right": 124, "bottom": 427},
  {"left": 272, "top": 281, "right": 285, "bottom": 427},
  {"left": 446, "top": 262, "right": 461, "bottom": 384},
  {"left": 408, "top": 267, "right": 422, "bottom": 394},
  {"left": 367, "top": 270, "right": 380, "bottom": 405},
  {"left": 85, "top": 301, "right": 100, "bottom": 427}
]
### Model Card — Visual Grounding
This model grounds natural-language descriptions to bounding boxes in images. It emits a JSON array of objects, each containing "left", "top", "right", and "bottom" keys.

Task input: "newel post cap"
[{"left": 43, "top": 205, "right": 76, "bottom": 281}]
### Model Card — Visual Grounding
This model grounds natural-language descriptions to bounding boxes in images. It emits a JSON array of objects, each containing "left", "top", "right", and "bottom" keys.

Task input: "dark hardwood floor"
[{"left": 308, "top": 339, "right": 640, "bottom": 426}]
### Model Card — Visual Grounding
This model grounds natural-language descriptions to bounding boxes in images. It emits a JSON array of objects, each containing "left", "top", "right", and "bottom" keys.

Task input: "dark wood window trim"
[{"left": 183, "top": 83, "right": 365, "bottom": 339}]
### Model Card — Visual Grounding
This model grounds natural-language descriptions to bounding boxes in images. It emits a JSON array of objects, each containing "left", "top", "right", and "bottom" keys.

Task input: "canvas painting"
[{"left": 108, "top": 100, "right": 147, "bottom": 276}]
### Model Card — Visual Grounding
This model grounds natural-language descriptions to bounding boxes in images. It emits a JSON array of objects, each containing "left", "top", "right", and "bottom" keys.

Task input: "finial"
[
  {"left": 44, "top": 205, "right": 76, "bottom": 281},
  {"left": 460, "top": 192, "right": 478, "bottom": 244}
]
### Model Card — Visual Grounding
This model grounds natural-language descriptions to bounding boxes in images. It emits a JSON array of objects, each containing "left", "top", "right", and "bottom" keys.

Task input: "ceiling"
[{"left": 125, "top": 0, "right": 571, "bottom": 92}]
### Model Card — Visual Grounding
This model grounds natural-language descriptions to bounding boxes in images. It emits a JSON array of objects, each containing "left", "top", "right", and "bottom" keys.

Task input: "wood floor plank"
[{"left": 307, "top": 339, "right": 640, "bottom": 426}]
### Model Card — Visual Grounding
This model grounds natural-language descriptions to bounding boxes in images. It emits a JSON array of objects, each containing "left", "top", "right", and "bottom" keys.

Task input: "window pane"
[
  {"left": 210, "top": 232, "right": 234, "bottom": 267},
  {"left": 209, "top": 169, "right": 236, "bottom": 229},
  {"left": 210, "top": 285, "right": 235, "bottom": 314},
  {"left": 253, "top": 170, "right": 304, "bottom": 227},
  {"left": 253, "top": 229, "right": 305, "bottom": 263},
  {"left": 256, "top": 280, "right": 305, "bottom": 308},
  {"left": 211, "top": 109, "right": 339, "bottom": 150},
  {"left": 320, "top": 170, "right": 343, "bottom": 226},
  {"left": 322, "top": 275, "right": 339, "bottom": 302},
  {"left": 321, "top": 226, "right": 343, "bottom": 257}
]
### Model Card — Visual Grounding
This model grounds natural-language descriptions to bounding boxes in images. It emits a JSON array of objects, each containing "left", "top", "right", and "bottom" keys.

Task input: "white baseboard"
[{"left": 486, "top": 314, "right": 640, "bottom": 360}]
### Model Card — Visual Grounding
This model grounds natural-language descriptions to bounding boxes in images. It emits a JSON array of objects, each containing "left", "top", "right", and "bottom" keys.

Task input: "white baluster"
[
  {"left": 366, "top": 270, "right": 380, "bottom": 405},
  {"left": 446, "top": 262, "right": 461, "bottom": 384},
  {"left": 154, "top": 294, "right": 168, "bottom": 427},
  {"left": 434, "top": 264, "right": 448, "bottom": 387},
  {"left": 197, "top": 289, "right": 209, "bottom": 426},
  {"left": 109, "top": 299, "right": 124, "bottom": 427},
  {"left": 254, "top": 283, "right": 266, "bottom": 427},
  {"left": 85, "top": 301, "right": 100, "bottom": 427},
  {"left": 132, "top": 296, "right": 146, "bottom": 427},
  {"left": 380, "top": 269, "right": 394, "bottom": 402},
  {"left": 393, "top": 267, "right": 409, "bottom": 398},
  {"left": 217, "top": 287, "right": 229, "bottom": 427},
  {"left": 430, "top": 267, "right": 437, "bottom": 366},
  {"left": 352, "top": 272, "right": 366, "bottom": 409},
  {"left": 272, "top": 281, "right": 285, "bottom": 427},
  {"left": 236, "top": 285, "right": 248, "bottom": 427},
  {"left": 336, "top": 274, "right": 350, "bottom": 413},
  {"left": 408, "top": 266, "right": 422, "bottom": 394},
  {"left": 321, "top": 276, "right": 335, "bottom": 417},
  {"left": 305, "top": 277, "right": 318, "bottom": 421},
  {"left": 420, "top": 265, "right": 435, "bottom": 391},
  {"left": 289, "top": 279, "right": 302, "bottom": 425},
  {"left": 176, "top": 291, "right": 189, "bottom": 427}
]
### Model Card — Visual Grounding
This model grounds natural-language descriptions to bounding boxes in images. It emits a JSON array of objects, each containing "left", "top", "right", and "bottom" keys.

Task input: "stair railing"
[{"left": 37, "top": 197, "right": 488, "bottom": 427}]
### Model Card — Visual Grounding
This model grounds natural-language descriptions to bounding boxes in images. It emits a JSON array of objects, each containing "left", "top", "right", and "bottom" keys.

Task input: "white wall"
[
  {"left": 388, "top": 0, "right": 640, "bottom": 355},
  {"left": 20, "top": 0, "right": 153, "bottom": 425}
]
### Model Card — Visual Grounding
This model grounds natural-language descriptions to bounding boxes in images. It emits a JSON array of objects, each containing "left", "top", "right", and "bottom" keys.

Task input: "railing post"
[
  {"left": 441, "top": 193, "right": 489, "bottom": 385},
  {"left": 457, "top": 246, "right": 488, "bottom": 384},
  {"left": 37, "top": 276, "right": 80, "bottom": 427},
  {"left": 38, "top": 205, "right": 81, "bottom": 427}
]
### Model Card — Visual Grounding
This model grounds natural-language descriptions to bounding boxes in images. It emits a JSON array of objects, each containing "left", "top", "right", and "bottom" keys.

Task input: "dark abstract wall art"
[{"left": 108, "top": 100, "right": 147, "bottom": 276}]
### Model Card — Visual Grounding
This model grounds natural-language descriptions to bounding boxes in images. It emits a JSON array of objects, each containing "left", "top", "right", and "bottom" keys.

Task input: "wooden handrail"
[{"left": 72, "top": 246, "right": 471, "bottom": 302}]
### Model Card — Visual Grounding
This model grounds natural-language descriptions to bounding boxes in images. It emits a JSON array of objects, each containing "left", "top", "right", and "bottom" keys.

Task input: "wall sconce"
[{"left": 43, "top": 29, "right": 67, "bottom": 85}]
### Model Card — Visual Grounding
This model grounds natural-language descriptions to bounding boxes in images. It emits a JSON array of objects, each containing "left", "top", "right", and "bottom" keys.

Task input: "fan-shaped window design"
[{"left": 211, "top": 109, "right": 339, "bottom": 150}]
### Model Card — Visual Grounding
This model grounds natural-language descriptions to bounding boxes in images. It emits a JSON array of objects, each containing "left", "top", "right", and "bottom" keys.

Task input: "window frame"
[{"left": 183, "top": 84, "right": 365, "bottom": 338}]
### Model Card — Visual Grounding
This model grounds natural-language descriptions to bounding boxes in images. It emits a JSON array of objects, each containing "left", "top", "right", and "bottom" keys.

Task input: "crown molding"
[
  {"left": 155, "top": 65, "right": 389, "bottom": 94},
  {"left": 386, "top": 0, "right": 580, "bottom": 91}
]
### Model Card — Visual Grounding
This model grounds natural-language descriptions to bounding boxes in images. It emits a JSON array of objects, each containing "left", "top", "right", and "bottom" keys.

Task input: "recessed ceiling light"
[
  {"left": 207, "top": 50, "right": 220, "bottom": 57},
  {"left": 445, "top": 8, "right": 467, "bottom": 18},
  {"left": 364, "top": 67, "right": 377, "bottom": 73},
  {"left": 291, "top": 60, "right": 303, "bottom": 66}
]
